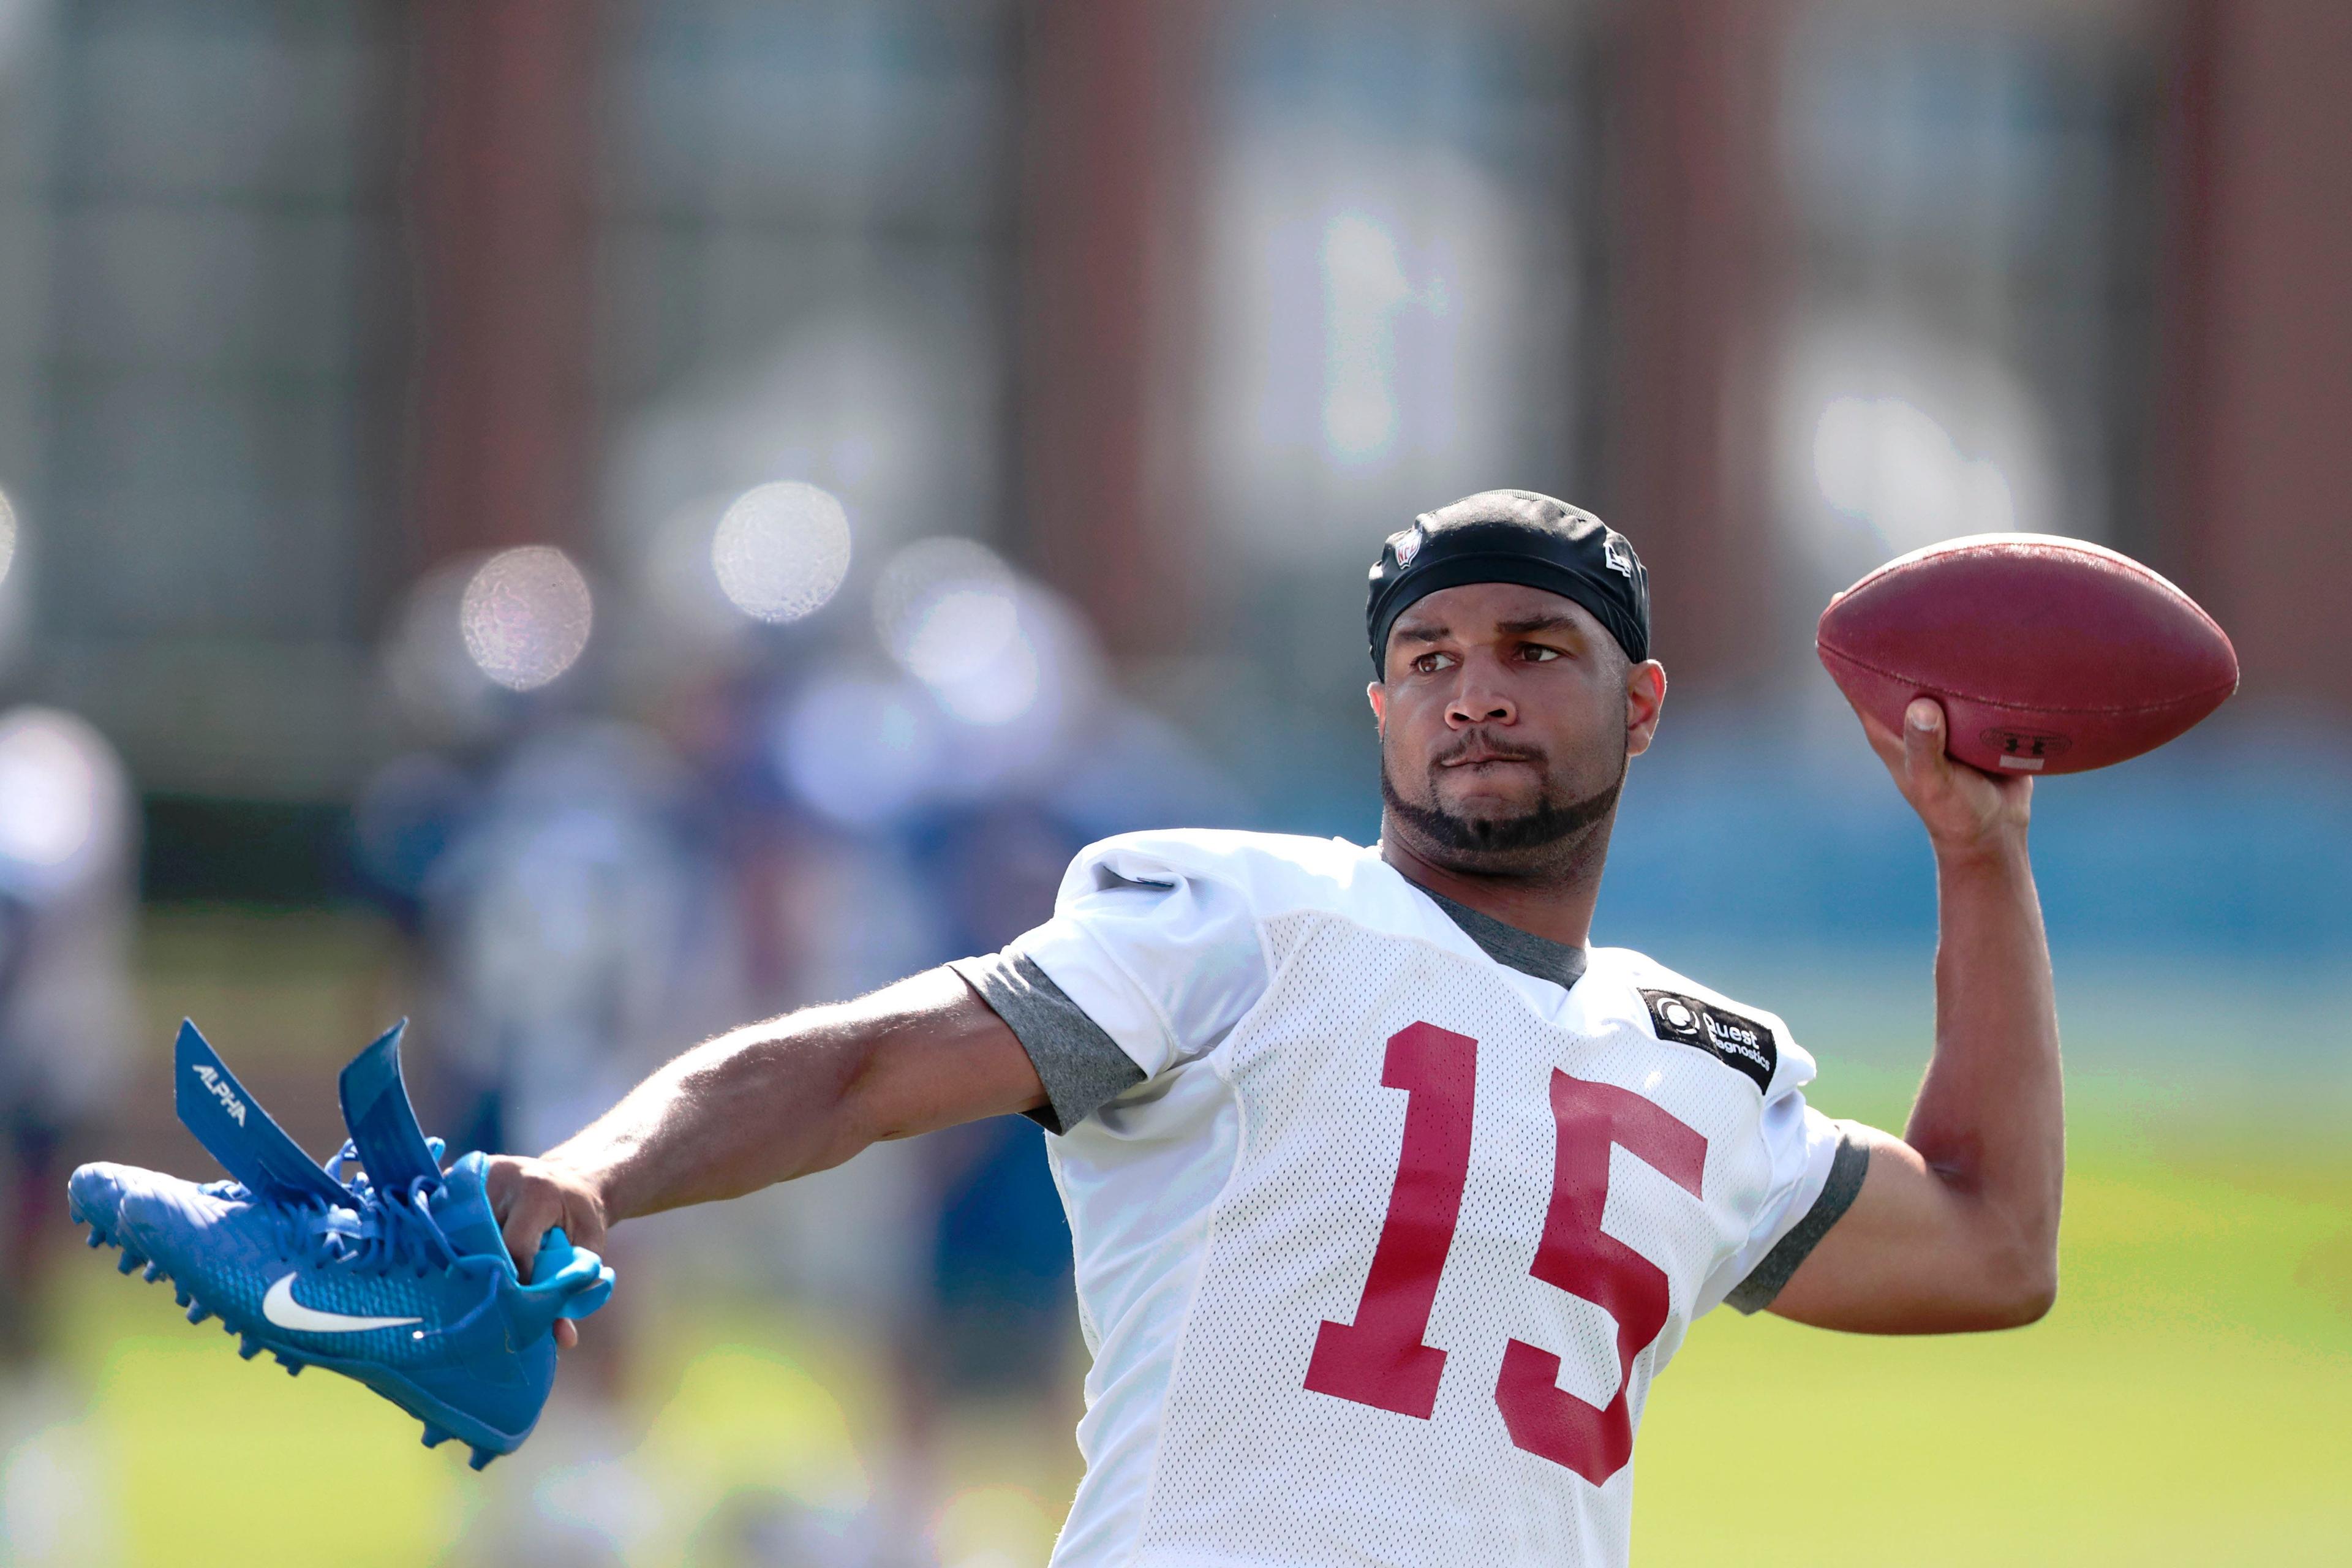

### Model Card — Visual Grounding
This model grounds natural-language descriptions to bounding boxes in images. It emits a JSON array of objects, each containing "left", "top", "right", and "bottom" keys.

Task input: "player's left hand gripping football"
[
  {"left": 485, "top": 1154, "right": 611, "bottom": 1349},
  {"left": 1850, "top": 695, "right": 2032, "bottom": 856}
]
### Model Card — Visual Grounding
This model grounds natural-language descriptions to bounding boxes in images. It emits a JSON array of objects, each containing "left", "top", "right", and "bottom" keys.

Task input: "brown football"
[{"left": 1816, "top": 534, "right": 2239, "bottom": 776}]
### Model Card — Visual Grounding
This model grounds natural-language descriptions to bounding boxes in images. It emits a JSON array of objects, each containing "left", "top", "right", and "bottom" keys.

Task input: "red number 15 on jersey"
[{"left": 1302, "top": 1022, "right": 1708, "bottom": 1486}]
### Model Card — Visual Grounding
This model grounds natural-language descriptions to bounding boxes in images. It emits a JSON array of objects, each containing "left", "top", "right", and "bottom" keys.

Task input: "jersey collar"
[{"left": 1401, "top": 878, "right": 1589, "bottom": 995}]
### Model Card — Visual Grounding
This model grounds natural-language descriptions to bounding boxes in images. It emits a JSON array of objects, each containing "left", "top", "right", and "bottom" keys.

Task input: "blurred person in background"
[
  {"left": 357, "top": 717, "right": 748, "bottom": 1426},
  {"left": 0, "top": 707, "right": 134, "bottom": 1370},
  {"left": 418, "top": 722, "right": 745, "bottom": 1166},
  {"left": 916, "top": 803, "right": 1088, "bottom": 1398}
]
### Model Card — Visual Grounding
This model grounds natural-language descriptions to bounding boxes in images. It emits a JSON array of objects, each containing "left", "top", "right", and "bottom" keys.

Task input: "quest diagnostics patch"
[{"left": 1638, "top": 989, "right": 1777, "bottom": 1094}]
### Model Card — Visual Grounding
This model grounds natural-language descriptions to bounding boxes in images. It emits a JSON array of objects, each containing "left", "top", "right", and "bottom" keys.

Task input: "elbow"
[
  {"left": 1943, "top": 1180, "right": 2060, "bottom": 1329},
  {"left": 1987, "top": 1270, "right": 2057, "bottom": 1329},
  {"left": 1973, "top": 1242, "right": 2059, "bottom": 1330},
  {"left": 2014, "top": 1254, "right": 2060, "bottom": 1325}
]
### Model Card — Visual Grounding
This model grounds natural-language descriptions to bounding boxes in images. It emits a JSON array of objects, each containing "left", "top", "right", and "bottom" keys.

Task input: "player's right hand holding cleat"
[
  {"left": 479, "top": 1152, "right": 615, "bottom": 1353},
  {"left": 66, "top": 1020, "right": 615, "bottom": 1469}
]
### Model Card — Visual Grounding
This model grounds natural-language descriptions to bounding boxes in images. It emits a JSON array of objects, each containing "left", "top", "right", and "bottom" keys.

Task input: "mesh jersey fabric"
[{"left": 1004, "top": 830, "right": 1843, "bottom": 1568}]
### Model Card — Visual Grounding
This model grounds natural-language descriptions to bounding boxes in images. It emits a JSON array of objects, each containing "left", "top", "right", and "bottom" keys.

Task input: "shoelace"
[
  {"left": 323, "top": 1135, "right": 448, "bottom": 1204},
  {"left": 322, "top": 1139, "right": 468, "bottom": 1279},
  {"left": 203, "top": 1140, "right": 468, "bottom": 1282},
  {"left": 326, "top": 1177, "right": 460, "bottom": 1278}
]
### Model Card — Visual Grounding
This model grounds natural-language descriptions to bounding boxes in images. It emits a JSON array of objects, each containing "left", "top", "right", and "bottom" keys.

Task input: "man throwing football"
[{"left": 491, "top": 489, "right": 2062, "bottom": 1567}]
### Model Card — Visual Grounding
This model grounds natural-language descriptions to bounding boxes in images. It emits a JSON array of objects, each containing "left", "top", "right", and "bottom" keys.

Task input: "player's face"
[{"left": 1368, "top": 583, "right": 1666, "bottom": 875}]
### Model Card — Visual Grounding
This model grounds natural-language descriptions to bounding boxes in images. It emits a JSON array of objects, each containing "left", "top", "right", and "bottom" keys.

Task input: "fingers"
[
  {"left": 483, "top": 1153, "right": 612, "bottom": 1282},
  {"left": 1901, "top": 697, "right": 1949, "bottom": 783},
  {"left": 500, "top": 1188, "right": 563, "bottom": 1279}
]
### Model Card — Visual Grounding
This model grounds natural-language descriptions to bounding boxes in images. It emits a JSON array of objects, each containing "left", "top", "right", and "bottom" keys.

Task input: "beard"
[{"left": 1380, "top": 734, "right": 1625, "bottom": 867}]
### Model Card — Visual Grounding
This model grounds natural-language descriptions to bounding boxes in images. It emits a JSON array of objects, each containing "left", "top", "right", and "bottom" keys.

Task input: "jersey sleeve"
[
  {"left": 1694, "top": 1038, "right": 1871, "bottom": 1317},
  {"left": 949, "top": 839, "right": 1270, "bottom": 1133}
]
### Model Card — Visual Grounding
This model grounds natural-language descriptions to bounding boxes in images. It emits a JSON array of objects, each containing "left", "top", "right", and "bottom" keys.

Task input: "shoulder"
[
  {"left": 1591, "top": 948, "right": 1793, "bottom": 1036},
  {"left": 1051, "top": 831, "right": 1477, "bottom": 976},
  {"left": 1058, "top": 829, "right": 1389, "bottom": 911},
  {"left": 1588, "top": 946, "right": 1810, "bottom": 1096}
]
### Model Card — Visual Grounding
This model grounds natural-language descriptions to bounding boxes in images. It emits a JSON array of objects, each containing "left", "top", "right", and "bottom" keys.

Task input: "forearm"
[
  {"left": 540, "top": 967, "right": 1041, "bottom": 1227},
  {"left": 1905, "top": 831, "right": 2064, "bottom": 1289},
  {"left": 1766, "top": 700, "right": 2062, "bottom": 1332},
  {"left": 542, "top": 1008, "right": 878, "bottom": 1226}
]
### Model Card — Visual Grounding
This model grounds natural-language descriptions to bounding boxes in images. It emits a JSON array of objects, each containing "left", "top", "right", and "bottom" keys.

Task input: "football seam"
[
  {"left": 1845, "top": 541, "right": 2224, "bottom": 629},
  {"left": 1815, "top": 643, "right": 2241, "bottom": 717}
]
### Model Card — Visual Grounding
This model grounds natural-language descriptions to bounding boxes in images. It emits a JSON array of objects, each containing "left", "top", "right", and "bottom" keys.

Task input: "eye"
[
  {"left": 1412, "top": 650, "right": 1458, "bottom": 674},
  {"left": 1519, "top": 644, "right": 1563, "bottom": 662}
]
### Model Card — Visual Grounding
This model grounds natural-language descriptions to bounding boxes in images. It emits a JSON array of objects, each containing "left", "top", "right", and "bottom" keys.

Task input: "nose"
[{"left": 1446, "top": 662, "right": 1516, "bottom": 728}]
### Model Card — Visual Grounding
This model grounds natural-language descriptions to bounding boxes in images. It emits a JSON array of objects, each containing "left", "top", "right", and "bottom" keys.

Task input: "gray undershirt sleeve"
[
  {"left": 1724, "top": 1128, "right": 1872, "bottom": 1315},
  {"left": 948, "top": 951, "right": 1147, "bottom": 1135}
]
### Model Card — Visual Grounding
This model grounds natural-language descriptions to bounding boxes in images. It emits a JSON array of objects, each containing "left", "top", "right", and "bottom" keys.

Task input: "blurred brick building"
[{"left": 0, "top": 0, "right": 2343, "bottom": 856}]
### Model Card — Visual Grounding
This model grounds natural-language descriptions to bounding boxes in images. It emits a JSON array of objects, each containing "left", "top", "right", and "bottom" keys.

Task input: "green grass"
[
  {"left": 7, "top": 918, "right": 2345, "bottom": 1564},
  {"left": 1635, "top": 1102, "right": 2352, "bottom": 1566},
  {"left": 17, "top": 1095, "right": 2345, "bottom": 1567}
]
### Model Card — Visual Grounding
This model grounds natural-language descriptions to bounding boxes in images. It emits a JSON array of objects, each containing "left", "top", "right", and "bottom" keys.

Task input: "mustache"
[{"left": 1431, "top": 735, "right": 1548, "bottom": 767}]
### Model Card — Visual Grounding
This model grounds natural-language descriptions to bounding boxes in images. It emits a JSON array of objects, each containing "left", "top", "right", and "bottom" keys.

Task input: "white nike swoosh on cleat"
[{"left": 262, "top": 1272, "right": 423, "bottom": 1333}]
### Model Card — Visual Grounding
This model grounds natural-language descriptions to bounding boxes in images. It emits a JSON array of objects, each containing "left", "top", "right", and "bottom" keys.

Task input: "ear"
[
  {"left": 1366, "top": 680, "right": 1388, "bottom": 736},
  {"left": 1624, "top": 660, "right": 1667, "bottom": 758}
]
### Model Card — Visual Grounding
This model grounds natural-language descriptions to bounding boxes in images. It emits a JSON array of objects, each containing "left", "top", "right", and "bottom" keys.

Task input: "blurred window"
[
  {"left": 600, "top": 0, "right": 1018, "bottom": 567},
  {"left": 0, "top": 2, "right": 407, "bottom": 797},
  {"left": 14, "top": 3, "right": 405, "bottom": 644},
  {"left": 1775, "top": 6, "right": 2162, "bottom": 597},
  {"left": 1194, "top": 0, "right": 1600, "bottom": 704}
]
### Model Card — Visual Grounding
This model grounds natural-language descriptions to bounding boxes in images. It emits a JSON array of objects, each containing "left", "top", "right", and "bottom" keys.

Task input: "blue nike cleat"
[{"left": 68, "top": 1020, "right": 614, "bottom": 1468}]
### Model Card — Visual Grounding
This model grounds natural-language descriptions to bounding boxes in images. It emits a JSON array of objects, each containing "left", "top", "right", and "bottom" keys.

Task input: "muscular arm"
[
  {"left": 1765, "top": 698, "right": 2063, "bottom": 1333},
  {"left": 484, "top": 967, "right": 1046, "bottom": 1278}
]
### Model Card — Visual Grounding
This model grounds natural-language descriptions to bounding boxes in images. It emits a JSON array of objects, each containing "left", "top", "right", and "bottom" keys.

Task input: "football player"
[{"left": 489, "top": 489, "right": 2062, "bottom": 1566}]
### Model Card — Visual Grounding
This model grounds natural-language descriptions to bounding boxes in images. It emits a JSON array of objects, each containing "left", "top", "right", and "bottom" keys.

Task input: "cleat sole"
[{"left": 270, "top": 1344, "right": 542, "bottom": 1467}]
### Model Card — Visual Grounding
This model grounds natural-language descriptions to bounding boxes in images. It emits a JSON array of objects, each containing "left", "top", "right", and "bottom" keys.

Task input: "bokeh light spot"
[
  {"left": 0, "top": 707, "right": 104, "bottom": 870},
  {"left": 1321, "top": 212, "right": 1411, "bottom": 463},
  {"left": 875, "top": 540, "right": 1016, "bottom": 674},
  {"left": 874, "top": 538, "right": 1041, "bottom": 722},
  {"left": 713, "top": 481, "right": 853, "bottom": 623},
  {"left": 459, "top": 546, "right": 594, "bottom": 692},
  {"left": 905, "top": 584, "right": 1018, "bottom": 685},
  {"left": 929, "top": 625, "right": 1041, "bottom": 726},
  {"left": 777, "top": 674, "right": 944, "bottom": 827},
  {"left": 1813, "top": 394, "right": 2015, "bottom": 548}
]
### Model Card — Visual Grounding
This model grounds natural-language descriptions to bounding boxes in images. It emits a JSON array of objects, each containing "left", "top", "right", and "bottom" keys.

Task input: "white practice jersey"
[{"left": 952, "top": 830, "right": 1850, "bottom": 1568}]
